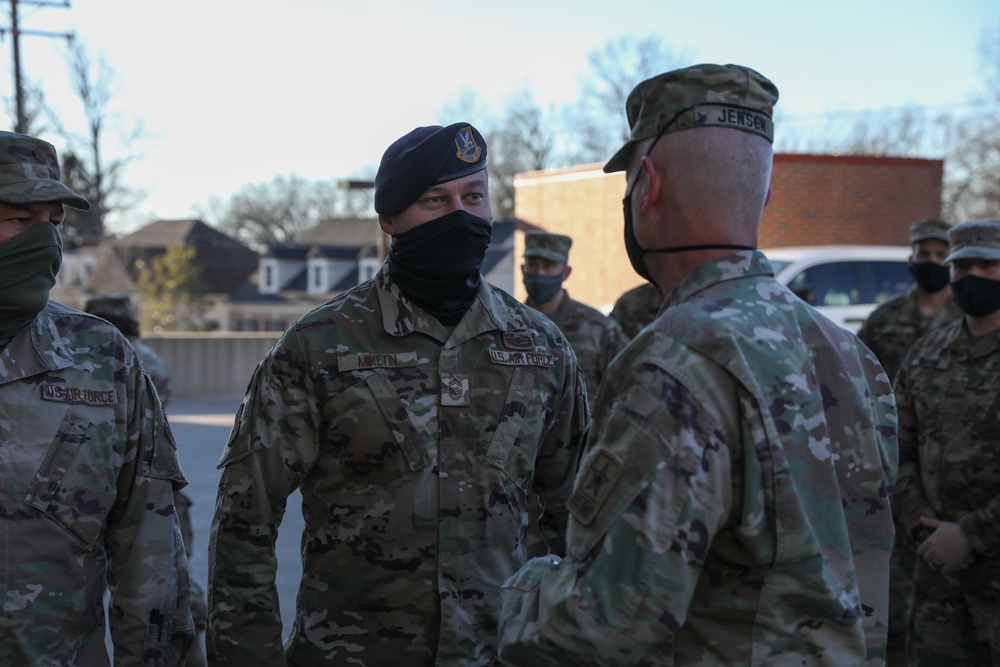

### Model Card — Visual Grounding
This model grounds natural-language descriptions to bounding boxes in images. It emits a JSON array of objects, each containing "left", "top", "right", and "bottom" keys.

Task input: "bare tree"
[
  {"left": 4, "top": 77, "right": 49, "bottom": 136},
  {"left": 210, "top": 173, "right": 371, "bottom": 250},
  {"left": 940, "top": 24, "right": 1000, "bottom": 221},
  {"left": 482, "top": 91, "right": 554, "bottom": 219},
  {"left": 436, "top": 85, "right": 555, "bottom": 219},
  {"left": 563, "top": 34, "right": 694, "bottom": 164},
  {"left": 50, "top": 39, "right": 146, "bottom": 247},
  {"left": 776, "top": 106, "right": 933, "bottom": 157}
]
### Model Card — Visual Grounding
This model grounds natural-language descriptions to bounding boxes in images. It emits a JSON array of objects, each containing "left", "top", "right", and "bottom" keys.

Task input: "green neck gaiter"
[{"left": 0, "top": 222, "right": 62, "bottom": 347}]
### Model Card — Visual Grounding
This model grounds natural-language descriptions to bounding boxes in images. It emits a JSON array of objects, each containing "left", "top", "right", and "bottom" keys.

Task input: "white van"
[{"left": 762, "top": 245, "right": 913, "bottom": 333}]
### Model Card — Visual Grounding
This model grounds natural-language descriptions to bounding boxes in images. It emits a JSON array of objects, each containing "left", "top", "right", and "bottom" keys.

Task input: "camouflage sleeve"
[
  {"left": 531, "top": 354, "right": 591, "bottom": 556},
  {"left": 601, "top": 320, "right": 630, "bottom": 376},
  {"left": 105, "top": 361, "right": 194, "bottom": 666},
  {"left": 958, "top": 491, "right": 1000, "bottom": 558},
  {"left": 891, "top": 353, "right": 935, "bottom": 539},
  {"left": 207, "top": 331, "right": 319, "bottom": 665},
  {"left": 499, "top": 368, "right": 731, "bottom": 666}
]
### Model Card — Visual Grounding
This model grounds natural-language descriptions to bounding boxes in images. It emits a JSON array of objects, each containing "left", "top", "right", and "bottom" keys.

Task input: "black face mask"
[
  {"left": 522, "top": 272, "right": 564, "bottom": 305},
  {"left": 909, "top": 261, "right": 951, "bottom": 293},
  {"left": 622, "top": 116, "right": 754, "bottom": 286},
  {"left": 388, "top": 209, "right": 492, "bottom": 325},
  {"left": 951, "top": 273, "right": 1000, "bottom": 317}
]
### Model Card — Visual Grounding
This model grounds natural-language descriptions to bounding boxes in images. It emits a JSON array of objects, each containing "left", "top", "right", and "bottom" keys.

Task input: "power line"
[{"left": 0, "top": 0, "right": 73, "bottom": 133}]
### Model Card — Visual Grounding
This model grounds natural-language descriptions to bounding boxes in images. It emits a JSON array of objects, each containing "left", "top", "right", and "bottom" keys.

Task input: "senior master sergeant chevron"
[
  {"left": 498, "top": 63, "right": 898, "bottom": 667},
  {"left": 0, "top": 131, "right": 192, "bottom": 665},
  {"left": 207, "top": 122, "right": 589, "bottom": 666}
]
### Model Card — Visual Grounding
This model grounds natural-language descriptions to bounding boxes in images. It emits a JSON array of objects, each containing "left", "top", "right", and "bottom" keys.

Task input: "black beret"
[{"left": 374, "top": 122, "right": 488, "bottom": 216}]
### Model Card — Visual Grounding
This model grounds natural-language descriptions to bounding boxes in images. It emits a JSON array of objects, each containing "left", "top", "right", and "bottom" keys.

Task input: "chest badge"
[{"left": 441, "top": 374, "right": 469, "bottom": 407}]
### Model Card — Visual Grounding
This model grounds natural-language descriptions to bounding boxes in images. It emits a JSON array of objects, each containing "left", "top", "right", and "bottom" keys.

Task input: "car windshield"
[{"left": 769, "top": 259, "right": 791, "bottom": 274}]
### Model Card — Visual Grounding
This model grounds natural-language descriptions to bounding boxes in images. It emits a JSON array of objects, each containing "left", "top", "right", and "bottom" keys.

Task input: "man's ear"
[
  {"left": 564, "top": 264, "right": 573, "bottom": 281},
  {"left": 377, "top": 214, "right": 395, "bottom": 235},
  {"left": 639, "top": 156, "right": 661, "bottom": 213}
]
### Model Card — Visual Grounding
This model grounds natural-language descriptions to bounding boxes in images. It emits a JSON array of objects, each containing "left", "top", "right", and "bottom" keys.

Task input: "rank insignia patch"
[{"left": 441, "top": 373, "right": 469, "bottom": 406}]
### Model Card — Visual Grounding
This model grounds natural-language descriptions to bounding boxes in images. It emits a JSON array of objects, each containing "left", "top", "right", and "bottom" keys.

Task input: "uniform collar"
[
  {"left": 374, "top": 261, "right": 528, "bottom": 346},
  {"left": 665, "top": 250, "right": 769, "bottom": 308},
  {"left": 0, "top": 302, "right": 75, "bottom": 385}
]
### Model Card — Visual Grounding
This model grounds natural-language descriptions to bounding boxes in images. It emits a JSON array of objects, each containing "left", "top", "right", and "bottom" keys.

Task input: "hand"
[{"left": 915, "top": 516, "right": 974, "bottom": 574}]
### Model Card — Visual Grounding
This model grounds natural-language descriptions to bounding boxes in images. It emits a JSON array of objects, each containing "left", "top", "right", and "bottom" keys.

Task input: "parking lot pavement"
[{"left": 166, "top": 394, "right": 304, "bottom": 642}]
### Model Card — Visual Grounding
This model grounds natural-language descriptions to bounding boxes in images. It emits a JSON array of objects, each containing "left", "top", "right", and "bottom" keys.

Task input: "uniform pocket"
[
  {"left": 483, "top": 368, "right": 537, "bottom": 493},
  {"left": 24, "top": 409, "right": 115, "bottom": 550}
]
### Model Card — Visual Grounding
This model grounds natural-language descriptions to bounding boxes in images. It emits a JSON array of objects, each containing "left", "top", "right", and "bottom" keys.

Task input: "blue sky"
[{"left": 3, "top": 0, "right": 998, "bottom": 232}]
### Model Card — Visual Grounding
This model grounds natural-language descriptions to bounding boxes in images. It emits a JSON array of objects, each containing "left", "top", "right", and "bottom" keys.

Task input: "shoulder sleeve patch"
[{"left": 567, "top": 447, "right": 624, "bottom": 526}]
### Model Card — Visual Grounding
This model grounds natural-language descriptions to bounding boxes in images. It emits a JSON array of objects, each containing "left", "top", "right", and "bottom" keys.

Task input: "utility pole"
[{"left": 0, "top": 0, "right": 73, "bottom": 133}]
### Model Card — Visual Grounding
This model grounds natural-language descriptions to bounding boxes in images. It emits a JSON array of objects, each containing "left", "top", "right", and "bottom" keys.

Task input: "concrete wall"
[{"left": 144, "top": 332, "right": 281, "bottom": 398}]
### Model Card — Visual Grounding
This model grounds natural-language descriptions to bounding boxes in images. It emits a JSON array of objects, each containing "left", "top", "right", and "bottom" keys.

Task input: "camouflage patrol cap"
[
  {"left": 374, "top": 122, "right": 488, "bottom": 216},
  {"left": 0, "top": 131, "right": 90, "bottom": 210},
  {"left": 909, "top": 218, "right": 952, "bottom": 245},
  {"left": 944, "top": 219, "right": 1000, "bottom": 263},
  {"left": 604, "top": 63, "right": 779, "bottom": 174},
  {"left": 523, "top": 230, "right": 572, "bottom": 263},
  {"left": 85, "top": 293, "right": 140, "bottom": 336}
]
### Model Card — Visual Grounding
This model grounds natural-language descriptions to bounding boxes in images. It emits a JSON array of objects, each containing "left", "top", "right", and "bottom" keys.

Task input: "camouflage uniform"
[
  {"left": 609, "top": 281, "right": 663, "bottom": 339},
  {"left": 521, "top": 231, "right": 629, "bottom": 410},
  {"left": 498, "top": 251, "right": 898, "bottom": 666},
  {"left": 859, "top": 287, "right": 963, "bottom": 383},
  {"left": 543, "top": 291, "right": 628, "bottom": 410},
  {"left": 208, "top": 262, "right": 589, "bottom": 666},
  {"left": 84, "top": 294, "right": 173, "bottom": 408},
  {"left": 132, "top": 339, "right": 173, "bottom": 408},
  {"left": 894, "top": 319, "right": 1000, "bottom": 665},
  {"left": 0, "top": 302, "right": 193, "bottom": 666},
  {"left": 857, "top": 241, "right": 961, "bottom": 666},
  {"left": 85, "top": 294, "right": 208, "bottom": 664},
  {"left": 894, "top": 219, "right": 1000, "bottom": 664}
]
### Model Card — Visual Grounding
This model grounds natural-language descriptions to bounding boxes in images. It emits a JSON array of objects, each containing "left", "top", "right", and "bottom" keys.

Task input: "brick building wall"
[
  {"left": 512, "top": 153, "right": 943, "bottom": 312},
  {"left": 762, "top": 154, "right": 944, "bottom": 247}
]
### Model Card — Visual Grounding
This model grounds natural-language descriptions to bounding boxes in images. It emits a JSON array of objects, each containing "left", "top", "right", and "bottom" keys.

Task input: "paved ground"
[{"left": 167, "top": 394, "right": 305, "bottom": 647}]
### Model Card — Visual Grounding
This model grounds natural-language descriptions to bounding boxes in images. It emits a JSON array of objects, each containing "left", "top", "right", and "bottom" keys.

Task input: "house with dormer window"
[{"left": 227, "top": 217, "right": 518, "bottom": 331}]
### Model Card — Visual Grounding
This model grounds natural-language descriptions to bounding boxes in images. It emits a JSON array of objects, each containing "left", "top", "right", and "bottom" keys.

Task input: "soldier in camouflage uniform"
[
  {"left": 521, "top": 230, "right": 629, "bottom": 410},
  {"left": 85, "top": 294, "right": 173, "bottom": 407},
  {"left": 609, "top": 281, "right": 663, "bottom": 339},
  {"left": 498, "top": 64, "right": 898, "bottom": 666},
  {"left": 0, "top": 131, "right": 192, "bottom": 665},
  {"left": 857, "top": 218, "right": 963, "bottom": 666},
  {"left": 894, "top": 219, "right": 1000, "bottom": 666},
  {"left": 207, "top": 123, "right": 589, "bottom": 666},
  {"left": 85, "top": 294, "right": 209, "bottom": 667},
  {"left": 859, "top": 219, "right": 962, "bottom": 383}
]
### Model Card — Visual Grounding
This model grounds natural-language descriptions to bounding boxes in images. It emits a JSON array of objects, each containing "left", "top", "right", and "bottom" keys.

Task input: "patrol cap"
[
  {"left": 524, "top": 230, "right": 572, "bottom": 263},
  {"left": 374, "top": 122, "right": 488, "bottom": 216},
  {"left": 944, "top": 219, "right": 1000, "bottom": 263},
  {"left": 604, "top": 63, "right": 779, "bottom": 174},
  {"left": 0, "top": 131, "right": 90, "bottom": 210},
  {"left": 85, "top": 293, "right": 139, "bottom": 336},
  {"left": 909, "top": 218, "right": 952, "bottom": 245}
]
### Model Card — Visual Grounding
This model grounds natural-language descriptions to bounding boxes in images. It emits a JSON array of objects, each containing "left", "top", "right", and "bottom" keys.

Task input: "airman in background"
[
  {"left": 522, "top": 230, "right": 629, "bottom": 410},
  {"left": 609, "top": 281, "right": 663, "bottom": 339},
  {"left": 857, "top": 217, "right": 963, "bottom": 666},
  {"left": 85, "top": 293, "right": 208, "bottom": 667},
  {"left": 894, "top": 218, "right": 1000, "bottom": 666}
]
